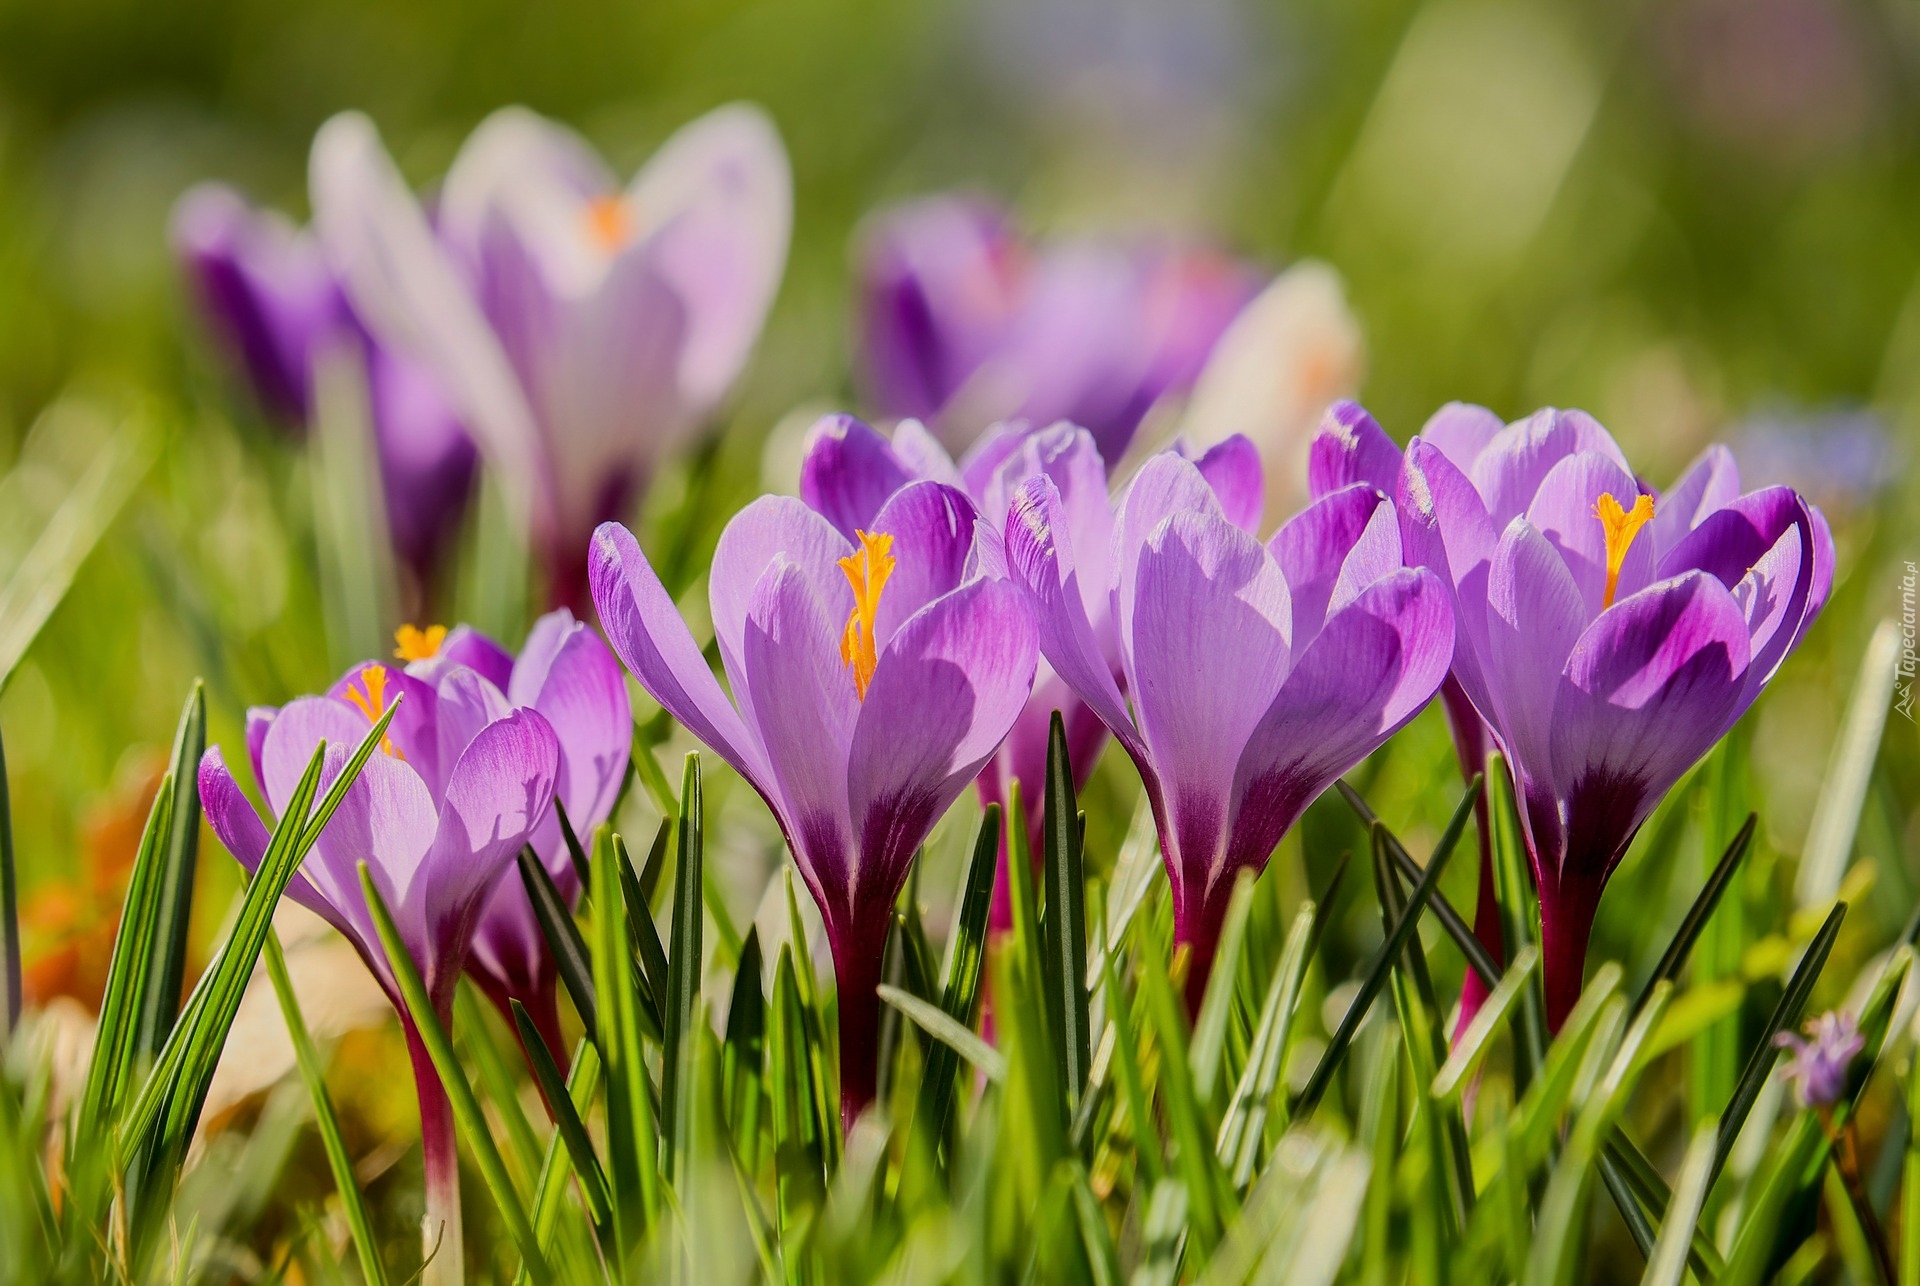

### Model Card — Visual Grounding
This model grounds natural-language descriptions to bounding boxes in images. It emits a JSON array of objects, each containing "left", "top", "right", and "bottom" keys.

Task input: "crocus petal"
[
  {"left": 431, "top": 668, "right": 514, "bottom": 801},
  {"left": 1267, "top": 484, "right": 1391, "bottom": 653},
  {"left": 261, "top": 696, "right": 377, "bottom": 819},
  {"left": 889, "top": 417, "right": 965, "bottom": 489},
  {"left": 1652, "top": 444, "right": 1741, "bottom": 556},
  {"left": 971, "top": 422, "right": 1114, "bottom": 619},
  {"left": 1483, "top": 519, "right": 1587, "bottom": 799},
  {"left": 867, "top": 482, "right": 978, "bottom": 651},
  {"left": 799, "top": 414, "right": 916, "bottom": 540},
  {"left": 1129, "top": 510, "right": 1291, "bottom": 872},
  {"left": 1470, "top": 408, "right": 1631, "bottom": 529},
  {"left": 246, "top": 706, "right": 278, "bottom": 792},
  {"left": 1525, "top": 452, "right": 1653, "bottom": 617},
  {"left": 1419, "top": 402, "right": 1502, "bottom": 476},
  {"left": 509, "top": 610, "right": 632, "bottom": 841},
  {"left": 1113, "top": 452, "right": 1225, "bottom": 670},
  {"left": 846, "top": 577, "right": 1038, "bottom": 917},
  {"left": 199, "top": 746, "right": 340, "bottom": 929},
  {"left": 303, "top": 747, "right": 442, "bottom": 973},
  {"left": 1307, "top": 400, "right": 1400, "bottom": 500},
  {"left": 325, "top": 663, "right": 441, "bottom": 787},
  {"left": 708, "top": 497, "right": 853, "bottom": 730},
  {"left": 1177, "top": 434, "right": 1264, "bottom": 533},
  {"left": 1398, "top": 438, "right": 1498, "bottom": 714},
  {"left": 740, "top": 558, "right": 859, "bottom": 907},
  {"left": 1547, "top": 571, "right": 1752, "bottom": 877},
  {"left": 431, "top": 625, "right": 515, "bottom": 691},
  {"left": 589, "top": 521, "right": 769, "bottom": 786},
  {"left": 1005, "top": 475, "right": 1153, "bottom": 776},
  {"left": 418, "top": 709, "right": 560, "bottom": 973},
  {"left": 310, "top": 112, "right": 548, "bottom": 535}
]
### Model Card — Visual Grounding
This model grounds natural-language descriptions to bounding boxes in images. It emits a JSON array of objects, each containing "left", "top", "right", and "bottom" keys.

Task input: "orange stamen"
[
  {"left": 837, "top": 530, "right": 896, "bottom": 701},
  {"left": 1594, "top": 492, "right": 1655, "bottom": 609},
  {"left": 342, "top": 664, "right": 403, "bottom": 758},
  {"left": 584, "top": 195, "right": 633, "bottom": 252},
  {"left": 393, "top": 623, "right": 447, "bottom": 662}
]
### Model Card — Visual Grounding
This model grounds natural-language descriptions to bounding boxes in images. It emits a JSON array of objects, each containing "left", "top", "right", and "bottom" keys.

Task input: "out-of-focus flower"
[
  {"left": 1393, "top": 403, "right": 1832, "bottom": 1028},
  {"left": 171, "top": 184, "right": 477, "bottom": 590},
  {"left": 589, "top": 484, "right": 1037, "bottom": 1125},
  {"left": 1774, "top": 1010, "right": 1864, "bottom": 1109},
  {"left": 855, "top": 194, "right": 1259, "bottom": 461},
  {"left": 1006, "top": 431, "right": 1454, "bottom": 1008},
  {"left": 1177, "top": 261, "right": 1365, "bottom": 530},
  {"left": 404, "top": 612, "right": 631, "bottom": 1065},
  {"left": 311, "top": 106, "right": 792, "bottom": 610},
  {"left": 1730, "top": 405, "right": 1894, "bottom": 521},
  {"left": 200, "top": 653, "right": 559, "bottom": 1282}
]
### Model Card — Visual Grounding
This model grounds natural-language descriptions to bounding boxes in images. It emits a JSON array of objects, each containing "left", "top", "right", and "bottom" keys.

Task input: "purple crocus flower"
[
  {"left": 855, "top": 193, "right": 1259, "bottom": 461},
  {"left": 1379, "top": 402, "right": 1832, "bottom": 1028},
  {"left": 588, "top": 483, "right": 1038, "bottom": 1125},
  {"left": 310, "top": 105, "right": 791, "bottom": 612},
  {"left": 1774, "top": 1010, "right": 1864, "bottom": 1110},
  {"left": 199, "top": 652, "right": 560, "bottom": 1284},
  {"left": 798, "top": 413, "right": 1117, "bottom": 930},
  {"left": 1006, "top": 435, "right": 1456, "bottom": 1008},
  {"left": 171, "top": 183, "right": 478, "bottom": 592},
  {"left": 388, "top": 613, "right": 632, "bottom": 1066}
]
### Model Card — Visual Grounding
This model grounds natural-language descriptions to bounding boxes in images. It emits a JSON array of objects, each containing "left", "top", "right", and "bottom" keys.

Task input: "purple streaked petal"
[
  {"left": 325, "top": 663, "right": 441, "bottom": 786},
  {"left": 1525, "top": 452, "right": 1652, "bottom": 617},
  {"left": 261, "top": 696, "right": 375, "bottom": 819},
  {"left": 1470, "top": 408, "right": 1631, "bottom": 529},
  {"left": 430, "top": 625, "right": 515, "bottom": 691},
  {"left": 1177, "top": 434, "right": 1264, "bottom": 533},
  {"left": 971, "top": 423, "right": 1114, "bottom": 619},
  {"left": 366, "top": 343, "right": 477, "bottom": 580},
  {"left": 1113, "top": 451, "right": 1224, "bottom": 669},
  {"left": 1267, "top": 485, "right": 1390, "bottom": 652},
  {"left": 304, "top": 746, "right": 441, "bottom": 971},
  {"left": 1398, "top": 438, "right": 1498, "bottom": 712},
  {"left": 200, "top": 746, "right": 341, "bottom": 929},
  {"left": 888, "top": 417, "right": 964, "bottom": 489},
  {"left": 245, "top": 706, "right": 278, "bottom": 792},
  {"left": 1547, "top": 571, "right": 1752, "bottom": 879},
  {"left": 958, "top": 419, "right": 1033, "bottom": 498},
  {"left": 867, "top": 481, "right": 978, "bottom": 653},
  {"left": 799, "top": 414, "right": 915, "bottom": 541},
  {"left": 709, "top": 496, "right": 852, "bottom": 707},
  {"left": 1130, "top": 510, "right": 1291, "bottom": 873},
  {"left": 1727, "top": 519, "right": 1813, "bottom": 719},
  {"left": 509, "top": 609, "right": 632, "bottom": 844},
  {"left": 1652, "top": 444, "right": 1741, "bottom": 557},
  {"left": 741, "top": 558, "right": 859, "bottom": 897},
  {"left": 589, "top": 520, "right": 769, "bottom": 786},
  {"left": 1307, "top": 400, "right": 1400, "bottom": 500},
  {"left": 1419, "top": 402, "right": 1502, "bottom": 475},
  {"left": 847, "top": 576, "right": 1038, "bottom": 919},
  {"left": 431, "top": 668, "right": 514, "bottom": 801},
  {"left": 1484, "top": 519, "right": 1586, "bottom": 799}
]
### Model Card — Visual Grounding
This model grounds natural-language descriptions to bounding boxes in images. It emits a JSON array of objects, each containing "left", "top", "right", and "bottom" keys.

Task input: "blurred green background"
[{"left": 0, "top": 0, "right": 1915, "bottom": 1000}]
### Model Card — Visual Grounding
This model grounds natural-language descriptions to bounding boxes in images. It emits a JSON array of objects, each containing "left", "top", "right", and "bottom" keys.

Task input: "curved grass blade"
[
  {"left": 1641, "top": 1121, "right": 1718, "bottom": 1286},
  {"left": 517, "top": 846, "right": 600, "bottom": 1046},
  {"left": 455, "top": 985, "right": 543, "bottom": 1183},
  {"left": 528, "top": 1039, "right": 601, "bottom": 1255},
  {"left": 663, "top": 753, "right": 703, "bottom": 1183},
  {"left": 1433, "top": 945, "right": 1540, "bottom": 1101},
  {"left": 724, "top": 926, "right": 766, "bottom": 1168},
  {"left": 1337, "top": 780, "right": 1499, "bottom": 989},
  {"left": 133, "top": 683, "right": 205, "bottom": 1068},
  {"left": 878, "top": 985, "right": 1006, "bottom": 1082},
  {"left": 917, "top": 804, "right": 1000, "bottom": 1149},
  {"left": 1041, "top": 712, "right": 1092, "bottom": 1116},
  {"left": 592, "top": 825, "right": 660, "bottom": 1259},
  {"left": 615, "top": 826, "right": 671, "bottom": 1024},
  {"left": 1710, "top": 901, "right": 1846, "bottom": 1184},
  {"left": 1138, "top": 934, "right": 1230, "bottom": 1258},
  {"left": 360, "top": 862, "right": 552, "bottom": 1284},
  {"left": 1294, "top": 777, "right": 1478, "bottom": 1116},
  {"left": 1635, "top": 814, "right": 1756, "bottom": 1013},
  {"left": 550, "top": 796, "right": 591, "bottom": 892},
  {"left": 1218, "top": 899, "right": 1316, "bottom": 1185},
  {"left": 510, "top": 1000, "right": 611, "bottom": 1230},
  {"left": 262, "top": 931, "right": 388, "bottom": 1286}
]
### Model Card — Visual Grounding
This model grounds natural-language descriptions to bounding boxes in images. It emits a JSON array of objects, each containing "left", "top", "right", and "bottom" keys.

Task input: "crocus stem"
[
  {"left": 830, "top": 913, "right": 891, "bottom": 1133},
  {"left": 405, "top": 1019, "right": 464, "bottom": 1286},
  {"left": 1538, "top": 877, "right": 1601, "bottom": 1033},
  {"left": 1173, "top": 878, "right": 1234, "bottom": 1017}
]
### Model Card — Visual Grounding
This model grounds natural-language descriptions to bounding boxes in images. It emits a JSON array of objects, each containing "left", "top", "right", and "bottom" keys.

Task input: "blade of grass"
[
  {"left": 509, "top": 1000, "right": 611, "bottom": 1230},
  {"left": 878, "top": 985, "right": 1006, "bottom": 1082},
  {"left": 630, "top": 724, "right": 678, "bottom": 820},
  {"left": 663, "top": 753, "right": 703, "bottom": 1183},
  {"left": 592, "top": 824, "right": 659, "bottom": 1259},
  {"left": 1041, "top": 713, "right": 1092, "bottom": 1116},
  {"left": 262, "top": 931, "right": 389, "bottom": 1286},
  {"left": 1641, "top": 1121, "right": 1718, "bottom": 1286},
  {"left": 1217, "top": 899, "right": 1316, "bottom": 1185},
  {"left": 359, "top": 863, "right": 552, "bottom": 1284},
  {"left": 1486, "top": 752, "right": 1547, "bottom": 1092},
  {"left": 0, "top": 727, "right": 13, "bottom": 1040},
  {"left": 528, "top": 1040, "right": 601, "bottom": 1257},
  {"left": 550, "top": 797, "right": 591, "bottom": 893},
  {"left": 1635, "top": 815, "right": 1756, "bottom": 1012},
  {"left": 723, "top": 926, "right": 766, "bottom": 1170},
  {"left": 918, "top": 804, "right": 999, "bottom": 1149},
  {"left": 133, "top": 683, "right": 205, "bottom": 1068},
  {"left": 1797, "top": 619, "right": 1900, "bottom": 907},
  {"left": 517, "top": 847, "right": 600, "bottom": 1046},
  {"left": 1191, "top": 871, "right": 1255, "bottom": 1104},
  {"left": 615, "top": 826, "right": 671, "bottom": 1025},
  {"left": 1337, "top": 780, "right": 1499, "bottom": 989},
  {"left": 1433, "top": 945, "right": 1541, "bottom": 1101},
  {"left": 1294, "top": 776, "right": 1478, "bottom": 1115},
  {"left": 454, "top": 985, "right": 543, "bottom": 1184},
  {"left": 1138, "top": 935, "right": 1230, "bottom": 1259}
]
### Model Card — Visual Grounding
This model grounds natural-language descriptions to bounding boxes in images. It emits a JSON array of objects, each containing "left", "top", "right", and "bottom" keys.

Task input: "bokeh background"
[{"left": 1, "top": 0, "right": 1917, "bottom": 1268}]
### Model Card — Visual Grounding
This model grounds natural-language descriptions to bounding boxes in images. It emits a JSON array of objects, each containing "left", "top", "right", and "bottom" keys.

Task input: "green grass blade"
[
  {"left": 723, "top": 926, "right": 766, "bottom": 1168},
  {"left": 1190, "top": 870, "right": 1255, "bottom": 1104},
  {"left": 663, "top": 753, "right": 704, "bottom": 1183},
  {"left": 1641, "top": 1120, "right": 1718, "bottom": 1286},
  {"left": 1634, "top": 814, "right": 1756, "bottom": 1012},
  {"left": 0, "top": 726, "right": 13, "bottom": 1040},
  {"left": 783, "top": 868, "right": 838, "bottom": 1168},
  {"left": 529, "top": 1039, "right": 602, "bottom": 1253},
  {"left": 454, "top": 984, "right": 543, "bottom": 1184},
  {"left": 1487, "top": 752, "right": 1547, "bottom": 1090},
  {"left": 917, "top": 803, "right": 999, "bottom": 1150},
  {"left": 1337, "top": 780, "right": 1499, "bottom": 989},
  {"left": 1218, "top": 899, "right": 1316, "bottom": 1185},
  {"left": 509, "top": 1000, "right": 612, "bottom": 1229},
  {"left": 550, "top": 796, "right": 592, "bottom": 891},
  {"left": 1796, "top": 618, "right": 1900, "bottom": 907},
  {"left": 1433, "top": 945, "right": 1540, "bottom": 1101},
  {"left": 358, "top": 862, "right": 552, "bottom": 1284},
  {"left": 262, "top": 931, "right": 389, "bottom": 1286},
  {"left": 630, "top": 723, "right": 679, "bottom": 820},
  {"left": 1294, "top": 776, "right": 1477, "bottom": 1116},
  {"left": 1041, "top": 712, "right": 1092, "bottom": 1116},
  {"left": 878, "top": 985, "right": 1006, "bottom": 1081},
  {"left": 592, "top": 824, "right": 660, "bottom": 1259},
  {"left": 132, "top": 682, "right": 205, "bottom": 1068},
  {"left": 517, "top": 846, "right": 600, "bottom": 1045},
  {"left": 1099, "top": 936, "right": 1164, "bottom": 1190},
  {"left": 1710, "top": 901, "right": 1845, "bottom": 1184},
  {"left": 1138, "top": 933, "right": 1228, "bottom": 1258},
  {"left": 614, "top": 827, "right": 670, "bottom": 1033}
]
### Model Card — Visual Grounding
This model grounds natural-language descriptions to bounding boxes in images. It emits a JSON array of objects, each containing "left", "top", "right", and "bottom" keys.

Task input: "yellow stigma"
[
  {"left": 837, "top": 529, "right": 896, "bottom": 701},
  {"left": 393, "top": 624, "right": 447, "bottom": 662},
  {"left": 584, "top": 195, "right": 634, "bottom": 252},
  {"left": 1594, "top": 491, "right": 1655, "bottom": 609},
  {"left": 343, "top": 664, "right": 402, "bottom": 758}
]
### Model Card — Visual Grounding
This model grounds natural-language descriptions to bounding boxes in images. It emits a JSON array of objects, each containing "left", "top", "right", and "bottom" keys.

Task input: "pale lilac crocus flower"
[
  {"left": 387, "top": 613, "right": 631, "bottom": 1066},
  {"left": 200, "top": 653, "right": 560, "bottom": 1284},
  {"left": 798, "top": 414, "right": 1114, "bottom": 930},
  {"left": 1775, "top": 1011, "right": 1864, "bottom": 1110},
  {"left": 1385, "top": 403, "right": 1831, "bottom": 1027},
  {"left": 1007, "top": 435, "right": 1456, "bottom": 1008},
  {"left": 589, "top": 483, "right": 1038, "bottom": 1125},
  {"left": 855, "top": 193, "right": 1259, "bottom": 461},
  {"left": 311, "top": 104, "right": 791, "bottom": 611},
  {"left": 171, "top": 184, "right": 477, "bottom": 593}
]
